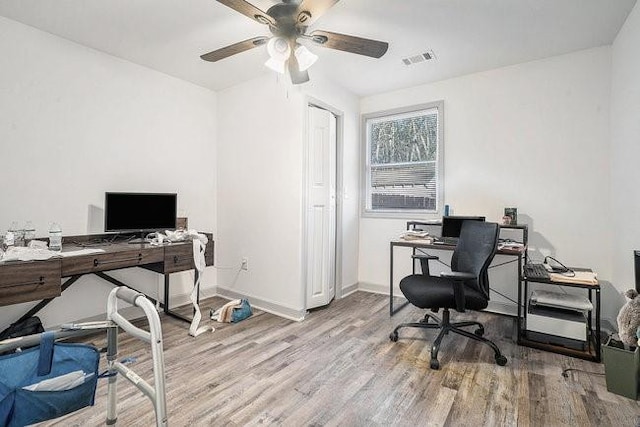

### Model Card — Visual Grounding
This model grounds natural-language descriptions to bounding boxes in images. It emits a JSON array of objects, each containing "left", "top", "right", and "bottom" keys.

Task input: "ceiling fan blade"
[
  {"left": 308, "top": 30, "right": 388, "bottom": 58},
  {"left": 288, "top": 55, "right": 310, "bottom": 85},
  {"left": 297, "top": 0, "right": 340, "bottom": 26},
  {"left": 217, "top": 0, "right": 275, "bottom": 26},
  {"left": 200, "top": 36, "right": 268, "bottom": 62}
]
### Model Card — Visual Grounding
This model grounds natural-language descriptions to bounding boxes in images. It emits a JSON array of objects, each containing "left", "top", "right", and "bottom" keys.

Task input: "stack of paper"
[
  {"left": 549, "top": 271, "right": 598, "bottom": 285},
  {"left": 400, "top": 230, "right": 430, "bottom": 241},
  {"left": 22, "top": 370, "right": 94, "bottom": 391}
]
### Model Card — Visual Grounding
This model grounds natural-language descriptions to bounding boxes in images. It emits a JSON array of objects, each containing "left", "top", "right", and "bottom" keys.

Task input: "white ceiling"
[{"left": 0, "top": 0, "right": 636, "bottom": 96}]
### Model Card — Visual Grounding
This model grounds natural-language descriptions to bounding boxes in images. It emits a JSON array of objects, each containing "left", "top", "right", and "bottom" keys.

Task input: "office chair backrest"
[{"left": 451, "top": 221, "right": 500, "bottom": 298}]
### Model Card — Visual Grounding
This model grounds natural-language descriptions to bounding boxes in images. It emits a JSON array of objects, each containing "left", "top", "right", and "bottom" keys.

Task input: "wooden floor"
[{"left": 40, "top": 291, "right": 639, "bottom": 426}]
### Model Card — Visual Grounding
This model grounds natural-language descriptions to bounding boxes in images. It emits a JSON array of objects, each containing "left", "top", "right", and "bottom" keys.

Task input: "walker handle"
[{"left": 116, "top": 287, "right": 144, "bottom": 306}]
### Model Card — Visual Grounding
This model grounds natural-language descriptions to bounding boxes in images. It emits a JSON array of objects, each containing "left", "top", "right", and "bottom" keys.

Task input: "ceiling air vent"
[{"left": 402, "top": 50, "right": 436, "bottom": 66}]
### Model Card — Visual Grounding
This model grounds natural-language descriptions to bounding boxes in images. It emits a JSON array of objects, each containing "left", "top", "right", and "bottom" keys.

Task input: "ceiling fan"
[{"left": 201, "top": 0, "right": 389, "bottom": 84}]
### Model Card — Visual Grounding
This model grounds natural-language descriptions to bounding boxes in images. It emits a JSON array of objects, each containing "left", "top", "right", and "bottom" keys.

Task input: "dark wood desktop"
[{"left": 0, "top": 233, "right": 214, "bottom": 326}]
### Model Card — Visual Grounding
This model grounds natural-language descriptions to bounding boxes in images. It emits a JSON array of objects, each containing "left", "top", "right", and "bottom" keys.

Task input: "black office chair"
[{"left": 389, "top": 221, "right": 508, "bottom": 370}]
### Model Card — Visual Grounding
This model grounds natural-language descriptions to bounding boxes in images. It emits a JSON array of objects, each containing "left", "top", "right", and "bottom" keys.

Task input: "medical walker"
[
  {"left": 0, "top": 286, "right": 168, "bottom": 426},
  {"left": 105, "top": 286, "right": 168, "bottom": 426}
]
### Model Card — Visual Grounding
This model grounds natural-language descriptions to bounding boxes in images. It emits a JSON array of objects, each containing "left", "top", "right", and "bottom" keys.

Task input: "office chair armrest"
[
  {"left": 440, "top": 272, "right": 474, "bottom": 312},
  {"left": 411, "top": 254, "right": 439, "bottom": 261},
  {"left": 440, "top": 272, "right": 474, "bottom": 280}
]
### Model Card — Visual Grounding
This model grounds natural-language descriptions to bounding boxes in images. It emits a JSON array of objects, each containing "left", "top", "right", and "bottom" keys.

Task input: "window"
[{"left": 362, "top": 101, "right": 444, "bottom": 216}]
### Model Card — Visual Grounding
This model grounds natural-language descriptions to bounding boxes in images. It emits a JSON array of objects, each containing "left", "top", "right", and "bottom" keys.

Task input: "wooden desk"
[
  {"left": 389, "top": 238, "right": 525, "bottom": 316},
  {"left": 0, "top": 233, "right": 214, "bottom": 325}
]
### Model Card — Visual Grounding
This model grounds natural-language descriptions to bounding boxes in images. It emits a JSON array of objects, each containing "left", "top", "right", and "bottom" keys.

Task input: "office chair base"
[{"left": 390, "top": 309, "right": 507, "bottom": 369}]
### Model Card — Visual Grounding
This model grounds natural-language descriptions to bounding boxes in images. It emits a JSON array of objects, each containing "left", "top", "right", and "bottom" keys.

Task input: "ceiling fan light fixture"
[
  {"left": 267, "top": 37, "right": 291, "bottom": 61},
  {"left": 265, "top": 37, "right": 291, "bottom": 74},
  {"left": 265, "top": 57, "right": 287, "bottom": 74},
  {"left": 294, "top": 45, "right": 318, "bottom": 72},
  {"left": 203, "top": 1, "right": 389, "bottom": 83}
]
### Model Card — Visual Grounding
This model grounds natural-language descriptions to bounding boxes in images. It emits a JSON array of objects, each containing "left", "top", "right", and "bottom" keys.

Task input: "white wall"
[
  {"left": 611, "top": 3, "right": 640, "bottom": 296},
  {"left": 0, "top": 17, "right": 217, "bottom": 329},
  {"left": 359, "top": 47, "right": 614, "bottom": 320},
  {"left": 216, "top": 74, "right": 359, "bottom": 318}
]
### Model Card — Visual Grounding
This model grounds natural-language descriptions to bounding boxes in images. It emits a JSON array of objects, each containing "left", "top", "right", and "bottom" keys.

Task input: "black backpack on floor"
[{"left": 0, "top": 316, "right": 45, "bottom": 341}]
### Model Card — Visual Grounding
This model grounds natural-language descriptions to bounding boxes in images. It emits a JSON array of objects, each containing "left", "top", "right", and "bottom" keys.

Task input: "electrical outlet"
[{"left": 241, "top": 257, "right": 249, "bottom": 271}]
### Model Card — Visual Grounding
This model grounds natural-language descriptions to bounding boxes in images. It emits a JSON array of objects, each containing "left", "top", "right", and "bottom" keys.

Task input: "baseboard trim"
[
  {"left": 357, "top": 282, "right": 391, "bottom": 295},
  {"left": 215, "top": 287, "right": 306, "bottom": 322},
  {"left": 340, "top": 282, "right": 359, "bottom": 298}
]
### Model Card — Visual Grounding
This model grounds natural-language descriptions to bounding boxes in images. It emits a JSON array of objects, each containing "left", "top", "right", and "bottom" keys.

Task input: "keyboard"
[{"left": 524, "top": 264, "right": 549, "bottom": 280}]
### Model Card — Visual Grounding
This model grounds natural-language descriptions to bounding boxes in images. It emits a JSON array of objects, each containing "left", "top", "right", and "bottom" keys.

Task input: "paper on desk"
[
  {"left": 498, "top": 242, "right": 525, "bottom": 250},
  {"left": 59, "top": 248, "right": 106, "bottom": 257},
  {"left": 22, "top": 370, "right": 94, "bottom": 392},
  {"left": 0, "top": 247, "right": 105, "bottom": 262},
  {"left": 0, "top": 247, "right": 57, "bottom": 262},
  {"left": 549, "top": 271, "right": 598, "bottom": 285}
]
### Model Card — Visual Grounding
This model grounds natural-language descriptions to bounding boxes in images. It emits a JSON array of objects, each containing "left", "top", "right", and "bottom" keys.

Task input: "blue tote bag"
[{"left": 0, "top": 331, "right": 100, "bottom": 426}]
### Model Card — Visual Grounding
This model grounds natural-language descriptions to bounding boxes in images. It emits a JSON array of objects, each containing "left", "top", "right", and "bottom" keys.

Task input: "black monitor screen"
[
  {"left": 105, "top": 192, "right": 177, "bottom": 232},
  {"left": 441, "top": 216, "right": 486, "bottom": 238}
]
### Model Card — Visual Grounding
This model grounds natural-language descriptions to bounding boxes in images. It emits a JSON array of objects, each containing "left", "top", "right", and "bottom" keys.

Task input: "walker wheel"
[
  {"left": 495, "top": 355, "right": 508, "bottom": 366},
  {"left": 389, "top": 332, "right": 398, "bottom": 342}
]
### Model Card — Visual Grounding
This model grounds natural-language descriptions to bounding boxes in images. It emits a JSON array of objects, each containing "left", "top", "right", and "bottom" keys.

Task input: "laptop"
[{"left": 435, "top": 215, "right": 486, "bottom": 245}]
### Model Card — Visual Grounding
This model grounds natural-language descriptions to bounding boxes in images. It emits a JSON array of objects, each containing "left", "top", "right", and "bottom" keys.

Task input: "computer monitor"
[
  {"left": 104, "top": 192, "right": 177, "bottom": 233},
  {"left": 441, "top": 215, "right": 486, "bottom": 238}
]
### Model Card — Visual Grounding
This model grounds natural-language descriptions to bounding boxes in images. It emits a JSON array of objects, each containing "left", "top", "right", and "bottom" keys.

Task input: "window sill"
[{"left": 361, "top": 210, "right": 442, "bottom": 220}]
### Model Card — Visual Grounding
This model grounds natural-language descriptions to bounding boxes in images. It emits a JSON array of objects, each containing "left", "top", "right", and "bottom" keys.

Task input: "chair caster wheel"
[
  {"left": 430, "top": 359, "right": 440, "bottom": 370},
  {"left": 389, "top": 332, "right": 398, "bottom": 342},
  {"left": 474, "top": 327, "right": 484, "bottom": 337},
  {"left": 495, "top": 355, "right": 507, "bottom": 366}
]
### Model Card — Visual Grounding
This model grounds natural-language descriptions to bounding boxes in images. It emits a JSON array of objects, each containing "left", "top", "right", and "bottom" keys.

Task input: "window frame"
[{"left": 361, "top": 100, "right": 444, "bottom": 218}]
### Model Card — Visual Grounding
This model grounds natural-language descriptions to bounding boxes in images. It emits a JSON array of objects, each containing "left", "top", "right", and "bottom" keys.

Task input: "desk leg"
[
  {"left": 163, "top": 274, "right": 170, "bottom": 315},
  {"left": 389, "top": 242, "right": 409, "bottom": 316},
  {"left": 390, "top": 242, "right": 394, "bottom": 316},
  {"left": 522, "top": 279, "right": 529, "bottom": 342},
  {"left": 162, "top": 273, "right": 198, "bottom": 324},
  {"left": 595, "top": 288, "right": 601, "bottom": 362},
  {"left": 517, "top": 264, "right": 523, "bottom": 345}
]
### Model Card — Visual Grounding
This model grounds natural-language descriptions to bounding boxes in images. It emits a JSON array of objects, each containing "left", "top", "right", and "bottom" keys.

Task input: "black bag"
[{"left": 0, "top": 317, "right": 45, "bottom": 341}]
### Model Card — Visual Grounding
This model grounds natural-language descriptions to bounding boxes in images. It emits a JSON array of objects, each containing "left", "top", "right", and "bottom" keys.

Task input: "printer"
[{"left": 527, "top": 290, "right": 593, "bottom": 350}]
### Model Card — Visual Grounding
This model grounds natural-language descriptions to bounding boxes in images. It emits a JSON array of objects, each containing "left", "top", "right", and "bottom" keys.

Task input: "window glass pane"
[{"left": 365, "top": 107, "right": 440, "bottom": 213}]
